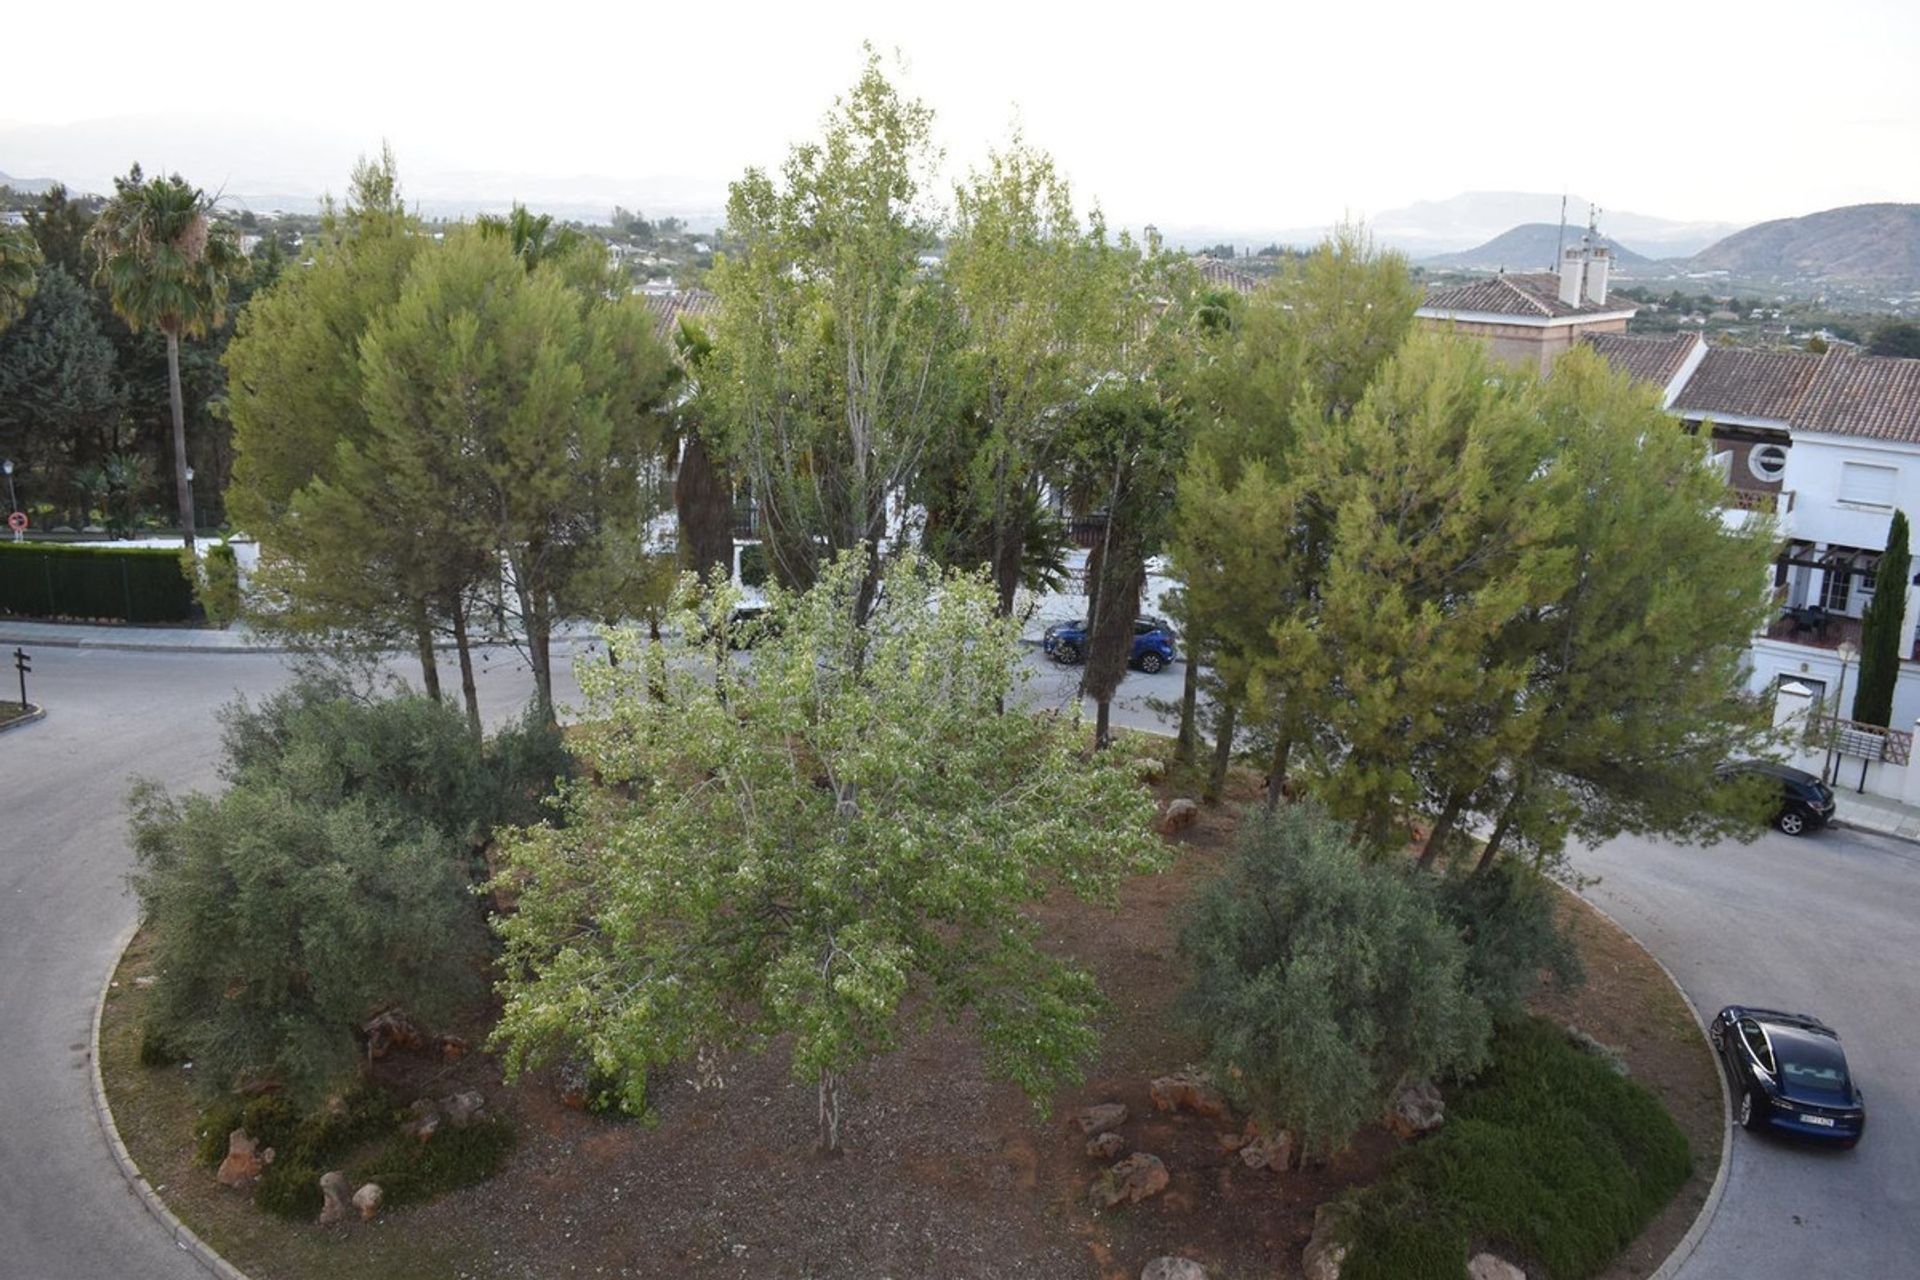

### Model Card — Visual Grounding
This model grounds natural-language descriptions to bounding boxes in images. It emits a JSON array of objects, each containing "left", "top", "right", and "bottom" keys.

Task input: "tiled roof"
[
  {"left": 1193, "top": 257, "right": 1260, "bottom": 296},
  {"left": 1793, "top": 354, "right": 1920, "bottom": 443},
  {"left": 1671, "top": 348, "right": 1824, "bottom": 421},
  {"left": 1420, "top": 271, "right": 1636, "bottom": 320},
  {"left": 1663, "top": 346, "right": 1920, "bottom": 443},
  {"left": 1581, "top": 332, "right": 1701, "bottom": 388},
  {"left": 641, "top": 288, "right": 718, "bottom": 340}
]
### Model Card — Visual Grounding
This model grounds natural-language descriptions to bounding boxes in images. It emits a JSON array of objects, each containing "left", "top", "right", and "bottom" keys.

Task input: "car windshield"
[{"left": 1781, "top": 1059, "right": 1849, "bottom": 1090}]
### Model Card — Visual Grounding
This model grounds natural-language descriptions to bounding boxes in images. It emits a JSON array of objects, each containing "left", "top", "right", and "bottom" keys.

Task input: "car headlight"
[{"left": 1769, "top": 1095, "right": 1796, "bottom": 1110}]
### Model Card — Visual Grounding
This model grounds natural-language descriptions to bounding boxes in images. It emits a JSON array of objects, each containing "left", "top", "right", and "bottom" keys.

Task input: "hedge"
[{"left": 0, "top": 541, "right": 197, "bottom": 623}]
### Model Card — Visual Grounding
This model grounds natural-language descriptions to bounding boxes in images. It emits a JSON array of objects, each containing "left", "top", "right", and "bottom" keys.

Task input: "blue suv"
[{"left": 1042, "top": 616, "right": 1177, "bottom": 673}]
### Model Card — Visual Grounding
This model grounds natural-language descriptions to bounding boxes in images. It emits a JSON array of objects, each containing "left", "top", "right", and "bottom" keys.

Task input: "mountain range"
[{"left": 1420, "top": 224, "right": 1657, "bottom": 272}]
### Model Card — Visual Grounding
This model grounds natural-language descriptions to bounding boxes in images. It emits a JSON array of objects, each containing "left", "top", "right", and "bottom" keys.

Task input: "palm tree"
[
  {"left": 0, "top": 222, "right": 41, "bottom": 331},
  {"left": 475, "top": 203, "right": 586, "bottom": 271},
  {"left": 86, "top": 165, "right": 247, "bottom": 550}
]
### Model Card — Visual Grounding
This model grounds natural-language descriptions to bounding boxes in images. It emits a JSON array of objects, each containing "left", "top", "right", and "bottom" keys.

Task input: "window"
[
  {"left": 1748, "top": 443, "right": 1788, "bottom": 483},
  {"left": 1839, "top": 461, "right": 1898, "bottom": 507},
  {"left": 1823, "top": 569, "right": 1851, "bottom": 614},
  {"left": 1740, "top": 1020, "right": 1776, "bottom": 1073}
]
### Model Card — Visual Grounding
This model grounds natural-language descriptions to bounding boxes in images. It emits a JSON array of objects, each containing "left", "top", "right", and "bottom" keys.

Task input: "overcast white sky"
[{"left": 5, "top": 0, "right": 1918, "bottom": 233}]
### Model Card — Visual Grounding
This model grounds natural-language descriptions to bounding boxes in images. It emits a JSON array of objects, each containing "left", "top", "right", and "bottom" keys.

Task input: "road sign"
[{"left": 6, "top": 511, "right": 24, "bottom": 538}]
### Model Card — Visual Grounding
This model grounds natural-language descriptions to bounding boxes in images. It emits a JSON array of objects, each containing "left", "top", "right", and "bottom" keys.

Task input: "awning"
[{"left": 1774, "top": 540, "right": 1883, "bottom": 587}]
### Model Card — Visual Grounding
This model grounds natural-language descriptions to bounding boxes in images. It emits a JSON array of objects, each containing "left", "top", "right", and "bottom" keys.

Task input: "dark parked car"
[
  {"left": 1719, "top": 760, "right": 1836, "bottom": 836},
  {"left": 1710, "top": 1006, "right": 1864, "bottom": 1147},
  {"left": 1042, "top": 616, "right": 1177, "bottom": 673}
]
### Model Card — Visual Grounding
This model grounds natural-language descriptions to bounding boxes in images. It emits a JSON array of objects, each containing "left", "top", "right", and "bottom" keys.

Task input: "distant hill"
[
  {"left": 1687, "top": 204, "right": 1920, "bottom": 285},
  {"left": 0, "top": 171, "right": 63, "bottom": 196},
  {"left": 1274, "top": 191, "right": 1742, "bottom": 258},
  {"left": 1421, "top": 223, "right": 1659, "bottom": 272}
]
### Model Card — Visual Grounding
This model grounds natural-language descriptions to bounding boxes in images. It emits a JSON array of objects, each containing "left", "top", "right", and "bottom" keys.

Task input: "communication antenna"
[{"left": 1554, "top": 193, "right": 1568, "bottom": 269}]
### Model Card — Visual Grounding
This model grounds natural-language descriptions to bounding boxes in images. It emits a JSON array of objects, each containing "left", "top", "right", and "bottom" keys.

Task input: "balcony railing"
[
  {"left": 1726, "top": 487, "right": 1792, "bottom": 514},
  {"left": 1806, "top": 713, "right": 1913, "bottom": 767}
]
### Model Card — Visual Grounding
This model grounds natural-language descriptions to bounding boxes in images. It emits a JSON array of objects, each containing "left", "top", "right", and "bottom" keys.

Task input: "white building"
[{"left": 1587, "top": 333, "right": 1920, "bottom": 726}]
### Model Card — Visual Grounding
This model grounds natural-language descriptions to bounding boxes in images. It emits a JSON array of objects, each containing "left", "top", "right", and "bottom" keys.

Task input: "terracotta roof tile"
[
  {"left": 1581, "top": 332, "right": 1701, "bottom": 387},
  {"left": 1794, "top": 354, "right": 1920, "bottom": 443},
  {"left": 1193, "top": 257, "right": 1260, "bottom": 296},
  {"left": 1420, "top": 271, "right": 1635, "bottom": 320},
  {"left": 641, "top": 288, "right": 718, "bottom": 340},
  {"left": 1670, "top": 348, "right": 1824, "bottom": 421}
]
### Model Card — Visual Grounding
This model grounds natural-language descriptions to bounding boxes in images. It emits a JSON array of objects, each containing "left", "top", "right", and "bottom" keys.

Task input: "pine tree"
[{"left": 1852, "top": 509, "right": 1910, "bottom": 727}]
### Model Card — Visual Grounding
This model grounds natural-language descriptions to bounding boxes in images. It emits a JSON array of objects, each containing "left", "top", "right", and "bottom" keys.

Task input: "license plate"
[{"left": 1800, "top": 1114, "right": 1836, "bottom": 1127}]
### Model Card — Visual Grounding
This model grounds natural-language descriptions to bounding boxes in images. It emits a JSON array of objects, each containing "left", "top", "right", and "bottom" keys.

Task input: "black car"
[
  {"left": 1710, "top": 1006, "right": 1865, "bottom": 1147},
  {"left": 1719, "top": 760, "right": 1836, "bottom": 836}
]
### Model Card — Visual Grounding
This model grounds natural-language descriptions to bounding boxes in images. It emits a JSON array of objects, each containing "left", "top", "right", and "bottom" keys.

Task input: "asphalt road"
[
  {"left": 1573, "top": 821, "right": 1920, "bottom": 1279},
  {"left": 7, "top": 641, "right": 1911, "bottom": 1280}
]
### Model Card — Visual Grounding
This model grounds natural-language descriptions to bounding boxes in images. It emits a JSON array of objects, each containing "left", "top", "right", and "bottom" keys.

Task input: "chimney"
[
  {"left": 1584, "top": 246, "right": 1611, "bottom": 306},
  {"left": 1558, "top": 247, "right": 1586, "bottom": 307}
]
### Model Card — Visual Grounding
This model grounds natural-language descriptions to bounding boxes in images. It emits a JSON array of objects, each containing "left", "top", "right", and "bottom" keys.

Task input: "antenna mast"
[{"left": 1554, "top": 194, "right": 1568, "bottom": 269}]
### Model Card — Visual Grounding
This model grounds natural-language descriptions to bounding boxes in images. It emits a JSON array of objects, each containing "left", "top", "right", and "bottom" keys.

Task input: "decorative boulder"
[
  {"left": 1239, "top": 1126, "right": 1293, "bottom": 1173},
  {"left": 438, "top": 1035, "right": 470, "bottom": 1063},
  {"left": 441, "top": 1090, "right": 486, "bottom": 1129},
  {"left": 1142, "top": 1259, "right": 1207, "bottom": 1280},
  {"left": 215, "top": 1129, "right": 265, "bottom": 1188},
  {"left": 402, "top": 1097, "right": 442, "bottom": 1143},
  {"left": 1160, "top": 798, "right": 1201, "bottom": 836},
  {"left": 1302, "top": 1203, "right": 1352, "bottom": 1280},
  {"left": 1076, "top": 1102, "right": 1129, "bottom": 1135},
  {"left": 361, "top": 1009, "right": 425, "bottom": 1060},
  {"left": 1386, "top": 1079, "right": 1445, "bottom": 1139},
  {"left": 1088, "top": 1152, "right": 1170, "bottom": 1209},
  {"left": 1086, "top": 1131, "right": 1128, "bottom": 1160},
  {"left": 1468, "top": 1254, "right": 1526, "bottom": 1280},
  {"left": 318, "top": 1171, "right": 351, "bottom": 1225},
  {"left": 352, "top": 1182, "right": 384, "bottom": 1221},
  {"left": 1149, "top": 1072, "right": 1229, "bottom": 1119}
]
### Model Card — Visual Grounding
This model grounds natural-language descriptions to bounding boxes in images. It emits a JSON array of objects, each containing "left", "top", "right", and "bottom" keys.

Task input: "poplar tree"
[{"left": 1852, "top": 509, "right": 1909, "bottom": 728}]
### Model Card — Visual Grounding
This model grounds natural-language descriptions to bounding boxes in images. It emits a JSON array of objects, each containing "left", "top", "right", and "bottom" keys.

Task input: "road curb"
[
  {"left": 1575, "top": 893, "right": 1733, "bottom": 1280},
  {"left": 0, "top": 703, "right": 46, "bottom": 734},
  {"left": 90, "top": 921, "right": 258, "bottom": 1280}
]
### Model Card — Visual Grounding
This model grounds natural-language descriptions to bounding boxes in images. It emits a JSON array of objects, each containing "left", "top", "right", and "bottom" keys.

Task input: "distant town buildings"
[{"left": 1415, "top": 236, "right": 1637, "bottom": 374}]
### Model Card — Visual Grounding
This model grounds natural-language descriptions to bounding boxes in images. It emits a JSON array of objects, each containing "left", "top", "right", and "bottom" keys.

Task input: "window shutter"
[{"left": 1839, "top": 462, "right": 1898, "bottom": 507}]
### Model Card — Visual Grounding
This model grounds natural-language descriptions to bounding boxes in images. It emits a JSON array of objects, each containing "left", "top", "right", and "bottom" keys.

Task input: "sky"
[{"left": 5, "top": 0, "right": 1918, "bottom": 237}]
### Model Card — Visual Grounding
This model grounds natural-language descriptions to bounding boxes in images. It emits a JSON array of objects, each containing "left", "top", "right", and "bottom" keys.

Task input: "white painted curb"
[{"left": 90, "top": 921, "right": 258, "bottom": 1280}]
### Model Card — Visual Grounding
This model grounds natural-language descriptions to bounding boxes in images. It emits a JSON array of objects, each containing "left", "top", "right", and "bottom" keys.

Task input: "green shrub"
[
  {"left": 137, "top": 1024, "right": 185, "bottom": 1067},
  {"left": 1180, "top": 805, "right": 1491, "bottom": 1157},
  {"left": 180, "top": 542, "right": 242, "bottom": 627},
  {"left": 354, "top": 1116, "right": 515, "bottom": 1209},
  {"left": 193, "top": 1099, "right": 247, "bottom": 1168},
  {"left": 0, "top": 541, "right": 194, "bottom": 622},
  {"left": 1434, "top": 858, "right": 1583, "bottom": 1014},
  {"left": 1342, "top": 1017, "right": 1693, "bottom": 1280},
  {"left": 254, "top": 1158, "right": 323, "bottom": 1220}
]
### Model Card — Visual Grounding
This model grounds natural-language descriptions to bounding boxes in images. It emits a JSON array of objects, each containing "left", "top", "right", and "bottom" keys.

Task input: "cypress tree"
[{"left": 1852, "top": 509, "right": 1910, "bottom": 727}]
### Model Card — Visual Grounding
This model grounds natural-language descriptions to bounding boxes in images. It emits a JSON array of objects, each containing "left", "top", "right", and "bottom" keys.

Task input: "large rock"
[
  {"left": 317, "top": 1171, "right": 351, "bottom": 1225},
  {"left": 1149, "top": 1072, "right": 1229, "bottom": 1119},
  {"left": 1239, "top": 1126, "right": 1293, "bottom": 1173},
  {"left": 1087, "top": 1152, "right": 1170, "bottom": 1209},
  {"left": 1086, "top": 1131, "right": 1128, "bottom": 1160},
  {"left": 1142, "top": 1259, "right": 1207, "bottom": 1280},
  {"left": 1386, "top": 1079, "right": 1445, "bottom": 1139},
  {"left": 1160, "top": 798, "right": 1201, "bottom": 836},
  {"left": 1302, "top": 1203, "right": 1352, "bottom": 1280},
  {"left": 1468, "top": 1254, "right": 1526, "bottom": 1280},
  {"left": 361, "top": 1009, "right": 425, "bottom": 1060},
  {"left": 352, "top": 1182, "right": 384, "bottom": 1221},
  {"left": 441, "top": 1090, "right": 486, "bottom": 1129},
  {"left": 215, "top": 1129, "right": 266, "bottom": 1188},
  {"left": 1075, "top": 1102, "right": 1129, "bottom": 1135},
  {"left": 402, "top": 1097, "right": 442, "bottom": 1143}
]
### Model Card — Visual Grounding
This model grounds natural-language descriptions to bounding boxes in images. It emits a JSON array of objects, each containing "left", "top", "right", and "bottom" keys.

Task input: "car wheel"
[
  {"left": 1054, "top": 642, "right": 1081, "bottom": 665},
  {"left": 1739, "top": 1090, "right": 1766, "bottom": 1132},
  {"left": 1709, "top": 1020, "right": 1724, "bottom": 1052},
  {"left": 1777, "top": 809, "right": 1808, "bottom": 836},
  {"left": 1139, "top": 652, "right": 1165, "bottom": 674}
]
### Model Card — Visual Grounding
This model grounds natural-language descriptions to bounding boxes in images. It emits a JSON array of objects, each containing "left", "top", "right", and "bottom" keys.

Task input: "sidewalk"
[
  {"left": 1833, "top": 789, "right": 1920, "bottom": 843},
  {"left": 0, "top": 618, "right": 603, "bottom": 656}
]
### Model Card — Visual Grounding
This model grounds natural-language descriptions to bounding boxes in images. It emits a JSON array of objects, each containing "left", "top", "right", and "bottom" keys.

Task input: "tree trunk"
[
  {"left": 511, "top": 551, "right": 555, "bottom": 724},
  {"left": 817, "top": 1067, "right": 844, "bottom": 1156},
  {"left": 1418, "top": 788, "right": 1469, "bottom": 870},
  {"left": 1175, "top": 639, "right": 1201, "bottom": 765},
  {"left": 1206, "top": 699, "right": 1239, "bottom": 802},
  {"left": 1474, "top": 790, "right": 1523, "bottom": 876},
  {"left": 1095, "top": 697, "right": 1113, "bottom": 751},
  {"left": 674, "top": 431, "right": 735, "bottom": 583},
  {"left": 1263, "top": 731, "right": 1291, "bottom": 816},
  {"left": 413, "top": 602, "right": 441, "bottom": 702},
  {"left": 165, "top": 331, "right": 194, "bottom": 554},
  {"left": 451, "top": 595, "right": 481, "bottom": 742}
]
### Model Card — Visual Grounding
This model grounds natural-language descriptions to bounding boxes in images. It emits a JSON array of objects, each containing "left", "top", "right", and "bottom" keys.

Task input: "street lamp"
[
  {"left": 184, "top": 466, "right": 196, "bottom": 539},
  {"left": 3, "top": 459, "right": 17, "bottom": 542}
]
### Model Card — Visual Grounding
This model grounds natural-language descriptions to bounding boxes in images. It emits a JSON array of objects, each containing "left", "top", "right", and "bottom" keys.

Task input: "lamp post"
[
  {"left": 183, "top": 466, "right": 195, "bottom": 542},
  {"left": 1824, "top": 639, "right": 1860, "bottom": 784},
  {"left": 3, "top": 459, "right": 17, "bottom": 543}
]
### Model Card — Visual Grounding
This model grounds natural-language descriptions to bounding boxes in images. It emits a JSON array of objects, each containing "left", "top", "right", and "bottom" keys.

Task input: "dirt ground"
[{"left": 103, "top": 762, "right": 1722, "bottom": 1280}]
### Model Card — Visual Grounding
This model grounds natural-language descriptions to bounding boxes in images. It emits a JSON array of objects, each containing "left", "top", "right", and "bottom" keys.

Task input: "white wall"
[
  {"left": 1778, "top": 431, "right": 1920, "bottom": 549},
  {"left": 1746, "top": 637, "right": 1920, "bottom": 732}
]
